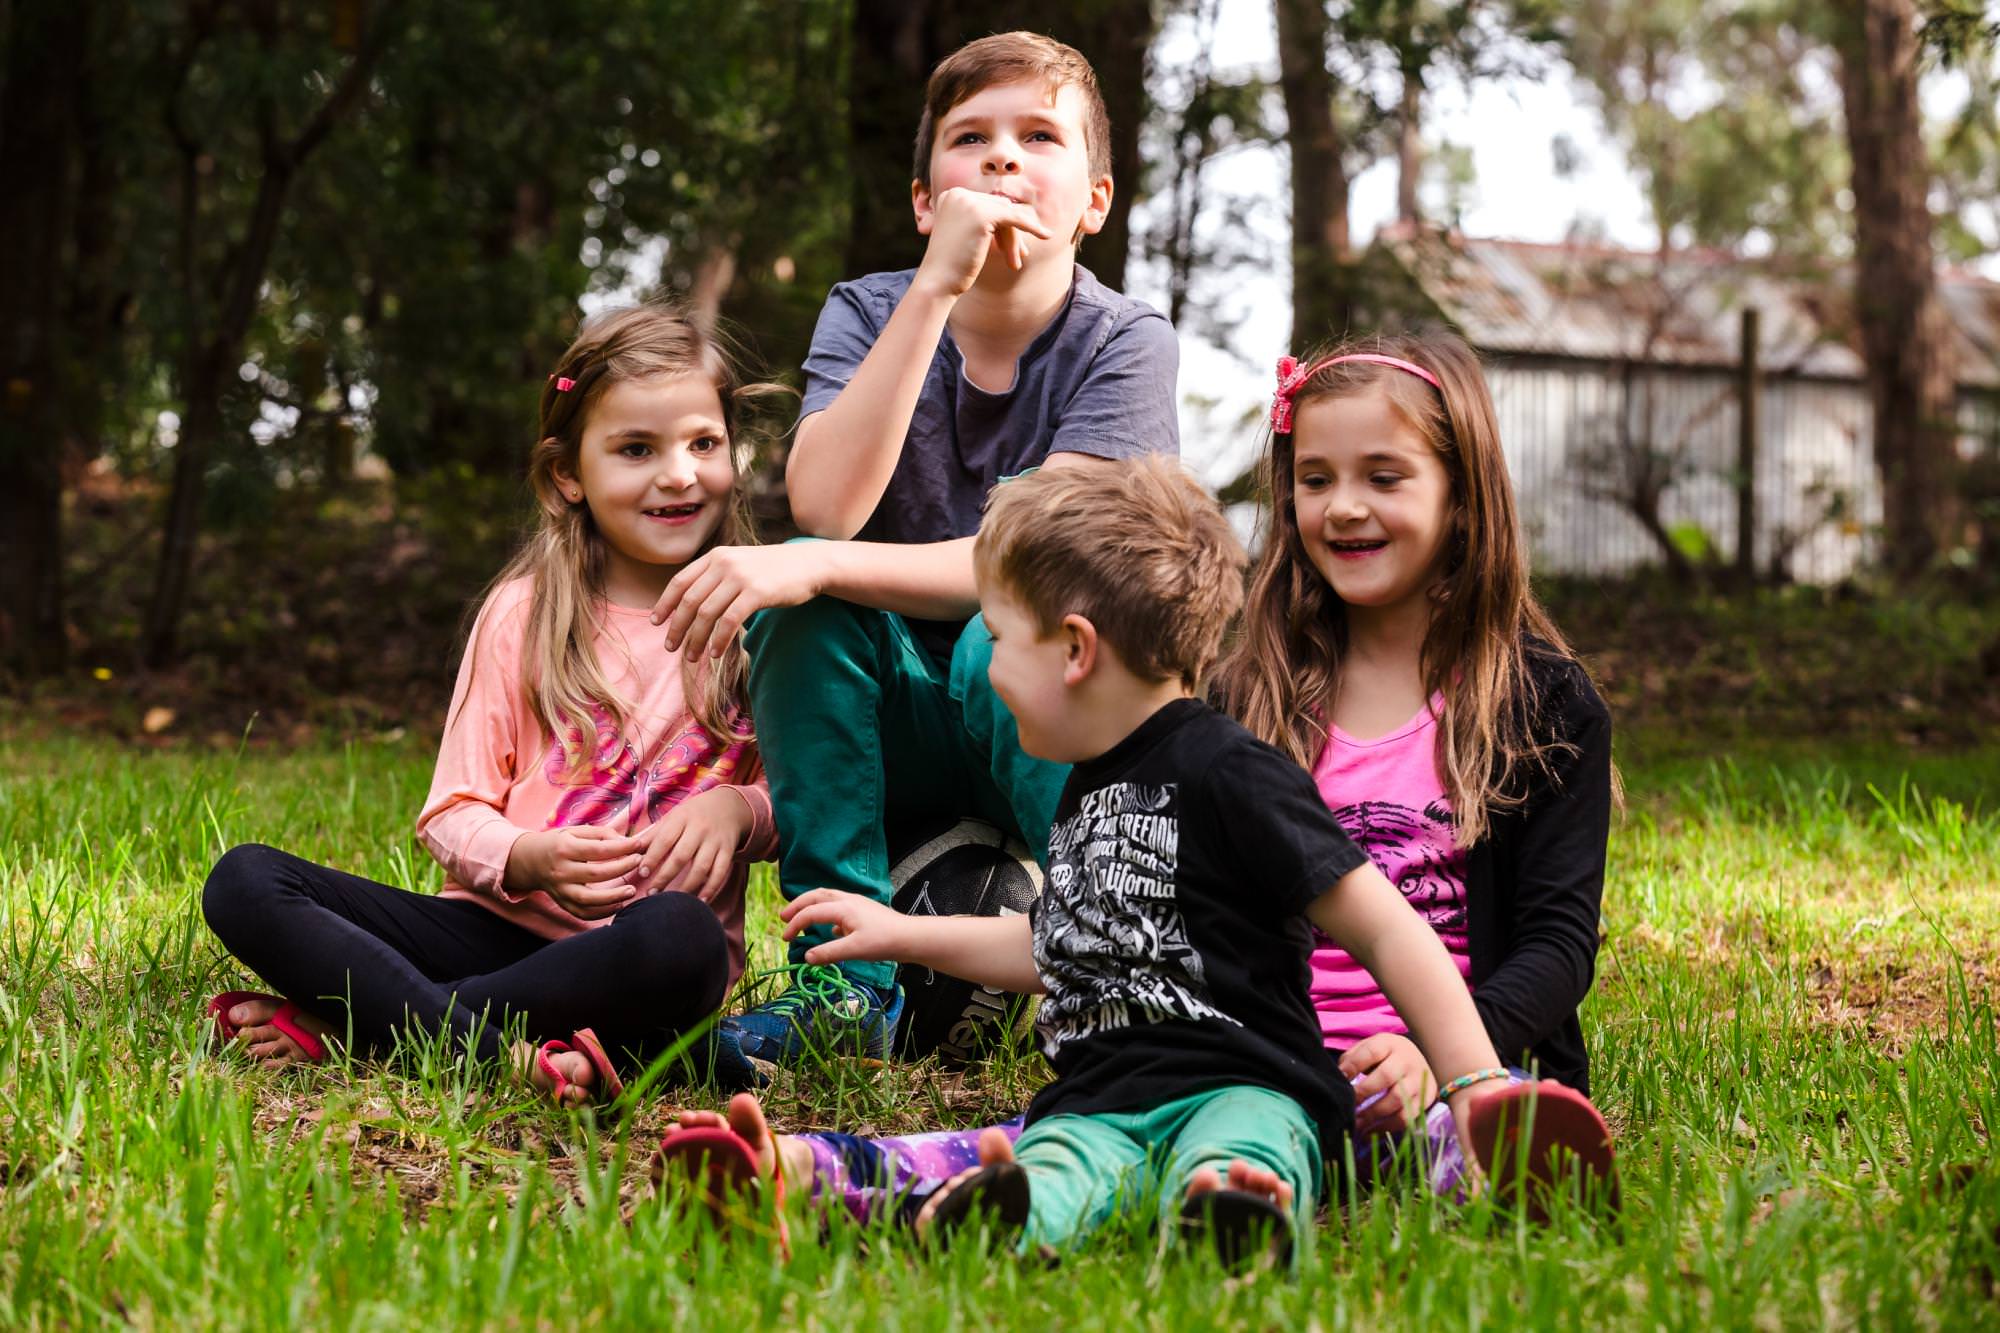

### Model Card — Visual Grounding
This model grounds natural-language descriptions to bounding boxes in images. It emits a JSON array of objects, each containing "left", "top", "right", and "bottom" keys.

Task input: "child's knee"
[
  {"left": 618, "top": 893, "right": 730, "bottom": 1016},
  {"left": 201, "top": 842, "right": 283, "bottom": 932},
  {"left": 743, "top": 588, "right": 878, "bottom": 664}
]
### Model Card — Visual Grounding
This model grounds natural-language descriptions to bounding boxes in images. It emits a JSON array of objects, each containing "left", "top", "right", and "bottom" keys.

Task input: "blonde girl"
[{"left": 203, "top": 304, "right": 779, "bottom": 1104}]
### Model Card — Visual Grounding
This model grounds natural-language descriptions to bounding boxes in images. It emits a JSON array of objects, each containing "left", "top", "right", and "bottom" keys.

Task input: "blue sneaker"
[{"left": 716, "top": 964, "right": 905, "bottom": 1083}]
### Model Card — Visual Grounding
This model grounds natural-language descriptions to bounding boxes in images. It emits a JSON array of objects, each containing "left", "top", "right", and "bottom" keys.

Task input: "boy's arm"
[
  {"left": 652, "top": 452, "right": 1113, "bottom": 660},
  {"left": 780, "top": 887, "right": 1046, "bottom": 995},
  {"left": 789, "top": 189, "right": 1053, "bottom": 538},
  {"left": 1306, "top": 863, "right": 1505, "bottom": 1105},
  {"left": 788, "top": 283, "right": 956, "bottom": 539}
]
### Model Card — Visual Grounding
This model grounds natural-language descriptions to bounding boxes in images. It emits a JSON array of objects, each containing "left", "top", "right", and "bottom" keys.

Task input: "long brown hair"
[
  {"left": 465, "top": 303, "right": 779, "bottom": 773},
  {"left": 1215, "top": 330, "right": 1590, "bottom": 847}
]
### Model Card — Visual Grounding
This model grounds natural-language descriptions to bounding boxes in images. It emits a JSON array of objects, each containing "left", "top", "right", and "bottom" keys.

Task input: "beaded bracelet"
[{"left": 1434, "top": 1067, "right": 1511, "bottom": 1105}]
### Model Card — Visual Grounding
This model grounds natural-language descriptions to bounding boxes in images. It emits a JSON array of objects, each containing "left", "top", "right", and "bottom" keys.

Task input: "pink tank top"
[{"left": 1308, "top": 698, "right": 1473, "bottom": 1050}]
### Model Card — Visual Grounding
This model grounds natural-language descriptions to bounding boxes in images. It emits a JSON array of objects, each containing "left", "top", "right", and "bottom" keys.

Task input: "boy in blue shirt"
[{"left": 649, "top": 32, "right": 1179, "bottom": 1077}]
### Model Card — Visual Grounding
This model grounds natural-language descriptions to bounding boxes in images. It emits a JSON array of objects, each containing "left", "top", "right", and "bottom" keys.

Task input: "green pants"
[
  {"left": 743, "top": 590, "right": 1066, "bottom": 990},
  {"left": 1012, "top": 1085, "right": 1322, "bottom": 1254}
]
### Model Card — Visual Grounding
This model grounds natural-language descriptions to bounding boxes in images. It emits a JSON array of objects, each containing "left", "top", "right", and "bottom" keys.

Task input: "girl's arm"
[
  {"left": 415, "top": 585, "right": 539, "bottom": 900},
  {"left": 780, "top": 888, "right": 1045, "bottom": 995},
  {"left": 1307, "top": 861, "right": 1503, "bottom": 1103},
  {"left": 1469, "top": 661, "right": 1614, "bottom": 1067},
  {"left": 725, "top": 770, "right": 779, "bottom": 863}
]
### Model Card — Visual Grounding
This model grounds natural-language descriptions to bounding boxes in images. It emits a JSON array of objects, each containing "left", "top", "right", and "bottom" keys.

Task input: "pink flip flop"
[
  {"left": 1466, "top": 1080, "right": 1621, "bottom": 1222},
  {"left": 535, "top": 1026, "right": 625, "bottom": 1105},
  {"left": 652, "top": 1123, "right": 792, "bottom": 1260},
  {"left": 208, "top": 990, "right": 328, "bottom": 1063}
]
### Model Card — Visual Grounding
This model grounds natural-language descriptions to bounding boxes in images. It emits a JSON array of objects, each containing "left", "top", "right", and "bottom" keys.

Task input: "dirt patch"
[{"left": 1806, "top": 954, "right": 1999, "bottom": 1058}]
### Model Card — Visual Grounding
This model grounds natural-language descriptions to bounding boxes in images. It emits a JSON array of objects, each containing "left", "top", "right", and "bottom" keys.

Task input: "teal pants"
[
  {"left": 1012, "top": 1085, "right": 1322, "bottom": 1254},
  {"left": 742, "top": 592, "right": 1066, "bottom": 990}
]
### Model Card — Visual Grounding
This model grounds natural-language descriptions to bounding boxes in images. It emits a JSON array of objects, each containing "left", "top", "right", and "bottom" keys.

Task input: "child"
[
  {"left": 663, "top": 459, "right": 1524, "bottom": 1264},
  {"left": 1222, "top": 333, "right": 1617, "bottom": 1193},
  {"left": 646, "top": 31, "right": 1180, "bottom": 1079},
  {"left": 202, "top": 304, "right": 780, "bottom": 1104},
  {"left": 664, "top": 332, "right": 1618, "bottom": 1225}
]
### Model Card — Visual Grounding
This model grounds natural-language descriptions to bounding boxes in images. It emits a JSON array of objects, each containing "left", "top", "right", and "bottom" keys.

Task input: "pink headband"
[
  {"left": 1269, "top": 353, "right": 1442, "bottom": 433},
  {"left": 548, "top": 374, "right": 576, "bottom": 392}
]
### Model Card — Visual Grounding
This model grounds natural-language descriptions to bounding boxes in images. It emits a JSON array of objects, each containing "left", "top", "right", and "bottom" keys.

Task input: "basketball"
[{"left": 887, "top": 816, "right": 1045, "bottom": 1065}]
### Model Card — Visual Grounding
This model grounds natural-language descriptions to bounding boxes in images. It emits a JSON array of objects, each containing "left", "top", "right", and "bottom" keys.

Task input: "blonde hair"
[
  {"left": 913, "top": 31, "right": 1112, "bottom": 189},
  {"left": 468, "top": 303, "right": 778, "bottom": 773},
  {"left": 974, "top": 457, "right": 1245, "bottom": 690},
  {"left": 1214, "top": 331, "right": 1600, "bottom": 848}
]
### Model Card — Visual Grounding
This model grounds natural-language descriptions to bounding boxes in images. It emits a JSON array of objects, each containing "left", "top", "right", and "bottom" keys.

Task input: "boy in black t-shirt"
[{"left": 783, "top": 459, "right": 1517, "bottom": 1264}]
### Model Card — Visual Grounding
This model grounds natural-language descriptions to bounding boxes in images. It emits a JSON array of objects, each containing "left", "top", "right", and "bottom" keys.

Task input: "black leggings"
[{"left": 202, "top": 843, "right": 730, "bottom": 1069}]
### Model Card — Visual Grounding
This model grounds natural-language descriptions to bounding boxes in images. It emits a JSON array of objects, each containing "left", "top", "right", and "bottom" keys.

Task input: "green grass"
[{"left": 2, "top": 728, "right": 1996, "bottom": 1329}]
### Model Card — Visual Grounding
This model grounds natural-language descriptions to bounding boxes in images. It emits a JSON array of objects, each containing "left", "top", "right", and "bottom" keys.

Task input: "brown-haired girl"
[
  {"left": 1214, "top": 330, "right": 1618, "bottom": 1197},
  {"left": 202, "top": 303, "right": 779, "bottom": 1105}
]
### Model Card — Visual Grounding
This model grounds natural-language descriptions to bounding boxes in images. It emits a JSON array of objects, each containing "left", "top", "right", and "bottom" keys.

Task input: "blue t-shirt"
[{"left": 800, "top": 263, "right": 1180, "bottom": 535}]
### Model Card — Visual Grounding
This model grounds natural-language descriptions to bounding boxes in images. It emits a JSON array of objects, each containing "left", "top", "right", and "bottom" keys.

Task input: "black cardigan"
[{"left": 1461, "top": 645, "right": 1614, "bottom": 1097}]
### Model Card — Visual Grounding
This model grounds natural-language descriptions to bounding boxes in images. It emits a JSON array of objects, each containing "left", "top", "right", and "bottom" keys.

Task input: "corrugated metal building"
[{"left": 1374, "top": 227, "right": 2000, "bottom": 580}]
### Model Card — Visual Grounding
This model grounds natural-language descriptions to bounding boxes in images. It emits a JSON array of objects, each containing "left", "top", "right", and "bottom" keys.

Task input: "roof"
[{"left": 1373, "top": 225, "right": 2000, "bottom": 391}]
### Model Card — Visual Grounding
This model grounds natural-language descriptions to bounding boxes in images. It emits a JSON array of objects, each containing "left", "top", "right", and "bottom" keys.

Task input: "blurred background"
[{"left": 2, "top": 0, "right": 1995, "bottom": 750}]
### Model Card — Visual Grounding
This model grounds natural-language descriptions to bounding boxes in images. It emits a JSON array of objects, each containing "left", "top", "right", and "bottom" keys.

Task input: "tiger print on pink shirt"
[{"left": 1308, "top": 698, "right": 1473, "bottom": 1051}]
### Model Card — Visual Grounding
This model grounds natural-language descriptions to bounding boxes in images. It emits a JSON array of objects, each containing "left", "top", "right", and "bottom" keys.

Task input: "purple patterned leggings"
[{"left": 796, "top": 1069, "right": 1529, "bottom": 1223}]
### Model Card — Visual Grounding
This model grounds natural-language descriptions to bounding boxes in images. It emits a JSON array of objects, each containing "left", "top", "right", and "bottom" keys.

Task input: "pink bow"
[{"left": 1269, "top": 355, "right": 1313, "bottom": 434}]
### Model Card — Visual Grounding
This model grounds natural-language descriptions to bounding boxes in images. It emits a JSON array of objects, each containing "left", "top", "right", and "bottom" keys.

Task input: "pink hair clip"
[
  {"left": 1269, "top": 353, "right": 1443, "bottom": 433},
  {"left": 549, "top": 375, "right": 576, "bottom": 392}
]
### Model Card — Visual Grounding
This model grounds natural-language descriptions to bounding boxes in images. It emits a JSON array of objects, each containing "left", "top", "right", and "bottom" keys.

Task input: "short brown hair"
[
  {"left": 912, "top": 31, "right": 1112, "bottom": 189},
  {"left": 975, "top": 458, "right": 1246, "bottom": 689}
]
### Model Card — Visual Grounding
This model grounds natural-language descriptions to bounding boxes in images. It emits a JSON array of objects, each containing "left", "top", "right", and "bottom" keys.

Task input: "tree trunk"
[
  {"left": 1396, "top": 68, "right": 1421, "bottom": 225},
  {"left": 1833, "top": 0, "right": 1960, "bottom": 579},
  {"left": 1274, "top": 0, "right": 1355, "bottom": 345},
  {"left": 843, "top": 0, "right": 1157, "bottom": 289},
  {"left": 0, "top": 0, "right": 88, "bottom": 680},
  {"left": 846, "top": 0, "right": 938, "bottom": 280}
]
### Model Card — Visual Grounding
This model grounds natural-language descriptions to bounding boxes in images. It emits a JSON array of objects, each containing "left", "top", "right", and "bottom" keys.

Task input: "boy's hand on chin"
[{"left": 916, "top": 187, "right": 1054, "bottom": 297}]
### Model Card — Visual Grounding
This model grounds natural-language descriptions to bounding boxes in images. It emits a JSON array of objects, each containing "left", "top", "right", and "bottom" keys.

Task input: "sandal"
[
  {"left": 208, "top": 990, "right": 327, "bottom": 1063},
  {"left": 535, "top": 1027, "right": 625, "bottom": 1105},
  {"left": 1178, "top": 1188, "right": 1293, "bottom": 1271},
  {"left": 652, "top": 1123, "right": 792, "bottom": 1260},
  {"left": 1465, "top": 1080, "right": 1621, "bottom": 1223},
  {"left": 922, "top": 1161, "right": 1030, "bottom": 1248}
]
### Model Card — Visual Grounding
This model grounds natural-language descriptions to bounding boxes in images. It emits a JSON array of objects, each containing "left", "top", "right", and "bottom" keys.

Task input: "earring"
[{"left": 565, "top": 489, "right": 581, "bottom": 503}]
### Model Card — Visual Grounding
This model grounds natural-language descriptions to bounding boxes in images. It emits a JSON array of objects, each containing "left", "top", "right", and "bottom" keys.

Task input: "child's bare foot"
[
  {"left": 222, "top": 997, "right": 336, "bottom": 1069},
  {"left": 1179, "top": 1159, "right": 1296, "bottom": 1271},
  {"left": 913, "top": 1127, "right": 1025, "bottom": 1242},
  {"left": 1183, "top": 1158, "right": 1294, "bottom": 1212},
  {"left": 515, "top": 1040, "right": 594, "bottom": 1107},
  {"left": 652, "top": 1093, "right": 799, "bottom": 1191}
]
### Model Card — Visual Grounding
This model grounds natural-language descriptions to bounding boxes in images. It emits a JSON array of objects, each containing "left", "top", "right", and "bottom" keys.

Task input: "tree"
[
  {"left": 0, "top": 0, "right": 91, "bottom": 679},
  {"left": 140, "top": 0, "right": 407, "bottom": 667},
  {"left": 1831, "top": 0, "right": 1962, "bottom": 577},
  {"left": 1273, "top": 0, "right": 1356, "bottom": 344}
]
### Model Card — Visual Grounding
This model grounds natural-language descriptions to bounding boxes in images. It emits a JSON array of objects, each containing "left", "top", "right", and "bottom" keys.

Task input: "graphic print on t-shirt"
[
  {"left": 1328, "top": 798, "right": 1466, "bottom": 934},
  {"left": 543, "top": 706, "right": 744, "bottom": 831},
  {"left": 1034, "top": 781, "right": 1236, "bottom": 1050}
]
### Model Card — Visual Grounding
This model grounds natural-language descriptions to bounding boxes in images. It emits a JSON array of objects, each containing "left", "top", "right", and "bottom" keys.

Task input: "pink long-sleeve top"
[{"left": 415, "top": 577, "right": 776, "bottom": 985}]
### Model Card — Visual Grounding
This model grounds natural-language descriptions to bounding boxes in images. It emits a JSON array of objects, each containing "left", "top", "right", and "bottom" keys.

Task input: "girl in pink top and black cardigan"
[{"left": 203, "top": 305, "right": 780, "bottom": 1104}]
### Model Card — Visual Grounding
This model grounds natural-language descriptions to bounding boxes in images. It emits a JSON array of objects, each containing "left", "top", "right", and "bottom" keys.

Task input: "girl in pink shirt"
[{"left": 203, "top": 304, "right": 779, "bottom": 1104}]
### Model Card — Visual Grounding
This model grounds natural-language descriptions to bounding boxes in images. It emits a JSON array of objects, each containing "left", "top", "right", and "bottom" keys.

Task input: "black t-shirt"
[{"left": 1026, "top": 698, "right": 1368, "bottom": 1160}]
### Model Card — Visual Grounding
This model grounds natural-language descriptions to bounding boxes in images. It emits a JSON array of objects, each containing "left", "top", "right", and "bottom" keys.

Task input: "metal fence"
[{"left": 1489, "top": 357, "right": 1998, "bottom": 582}]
